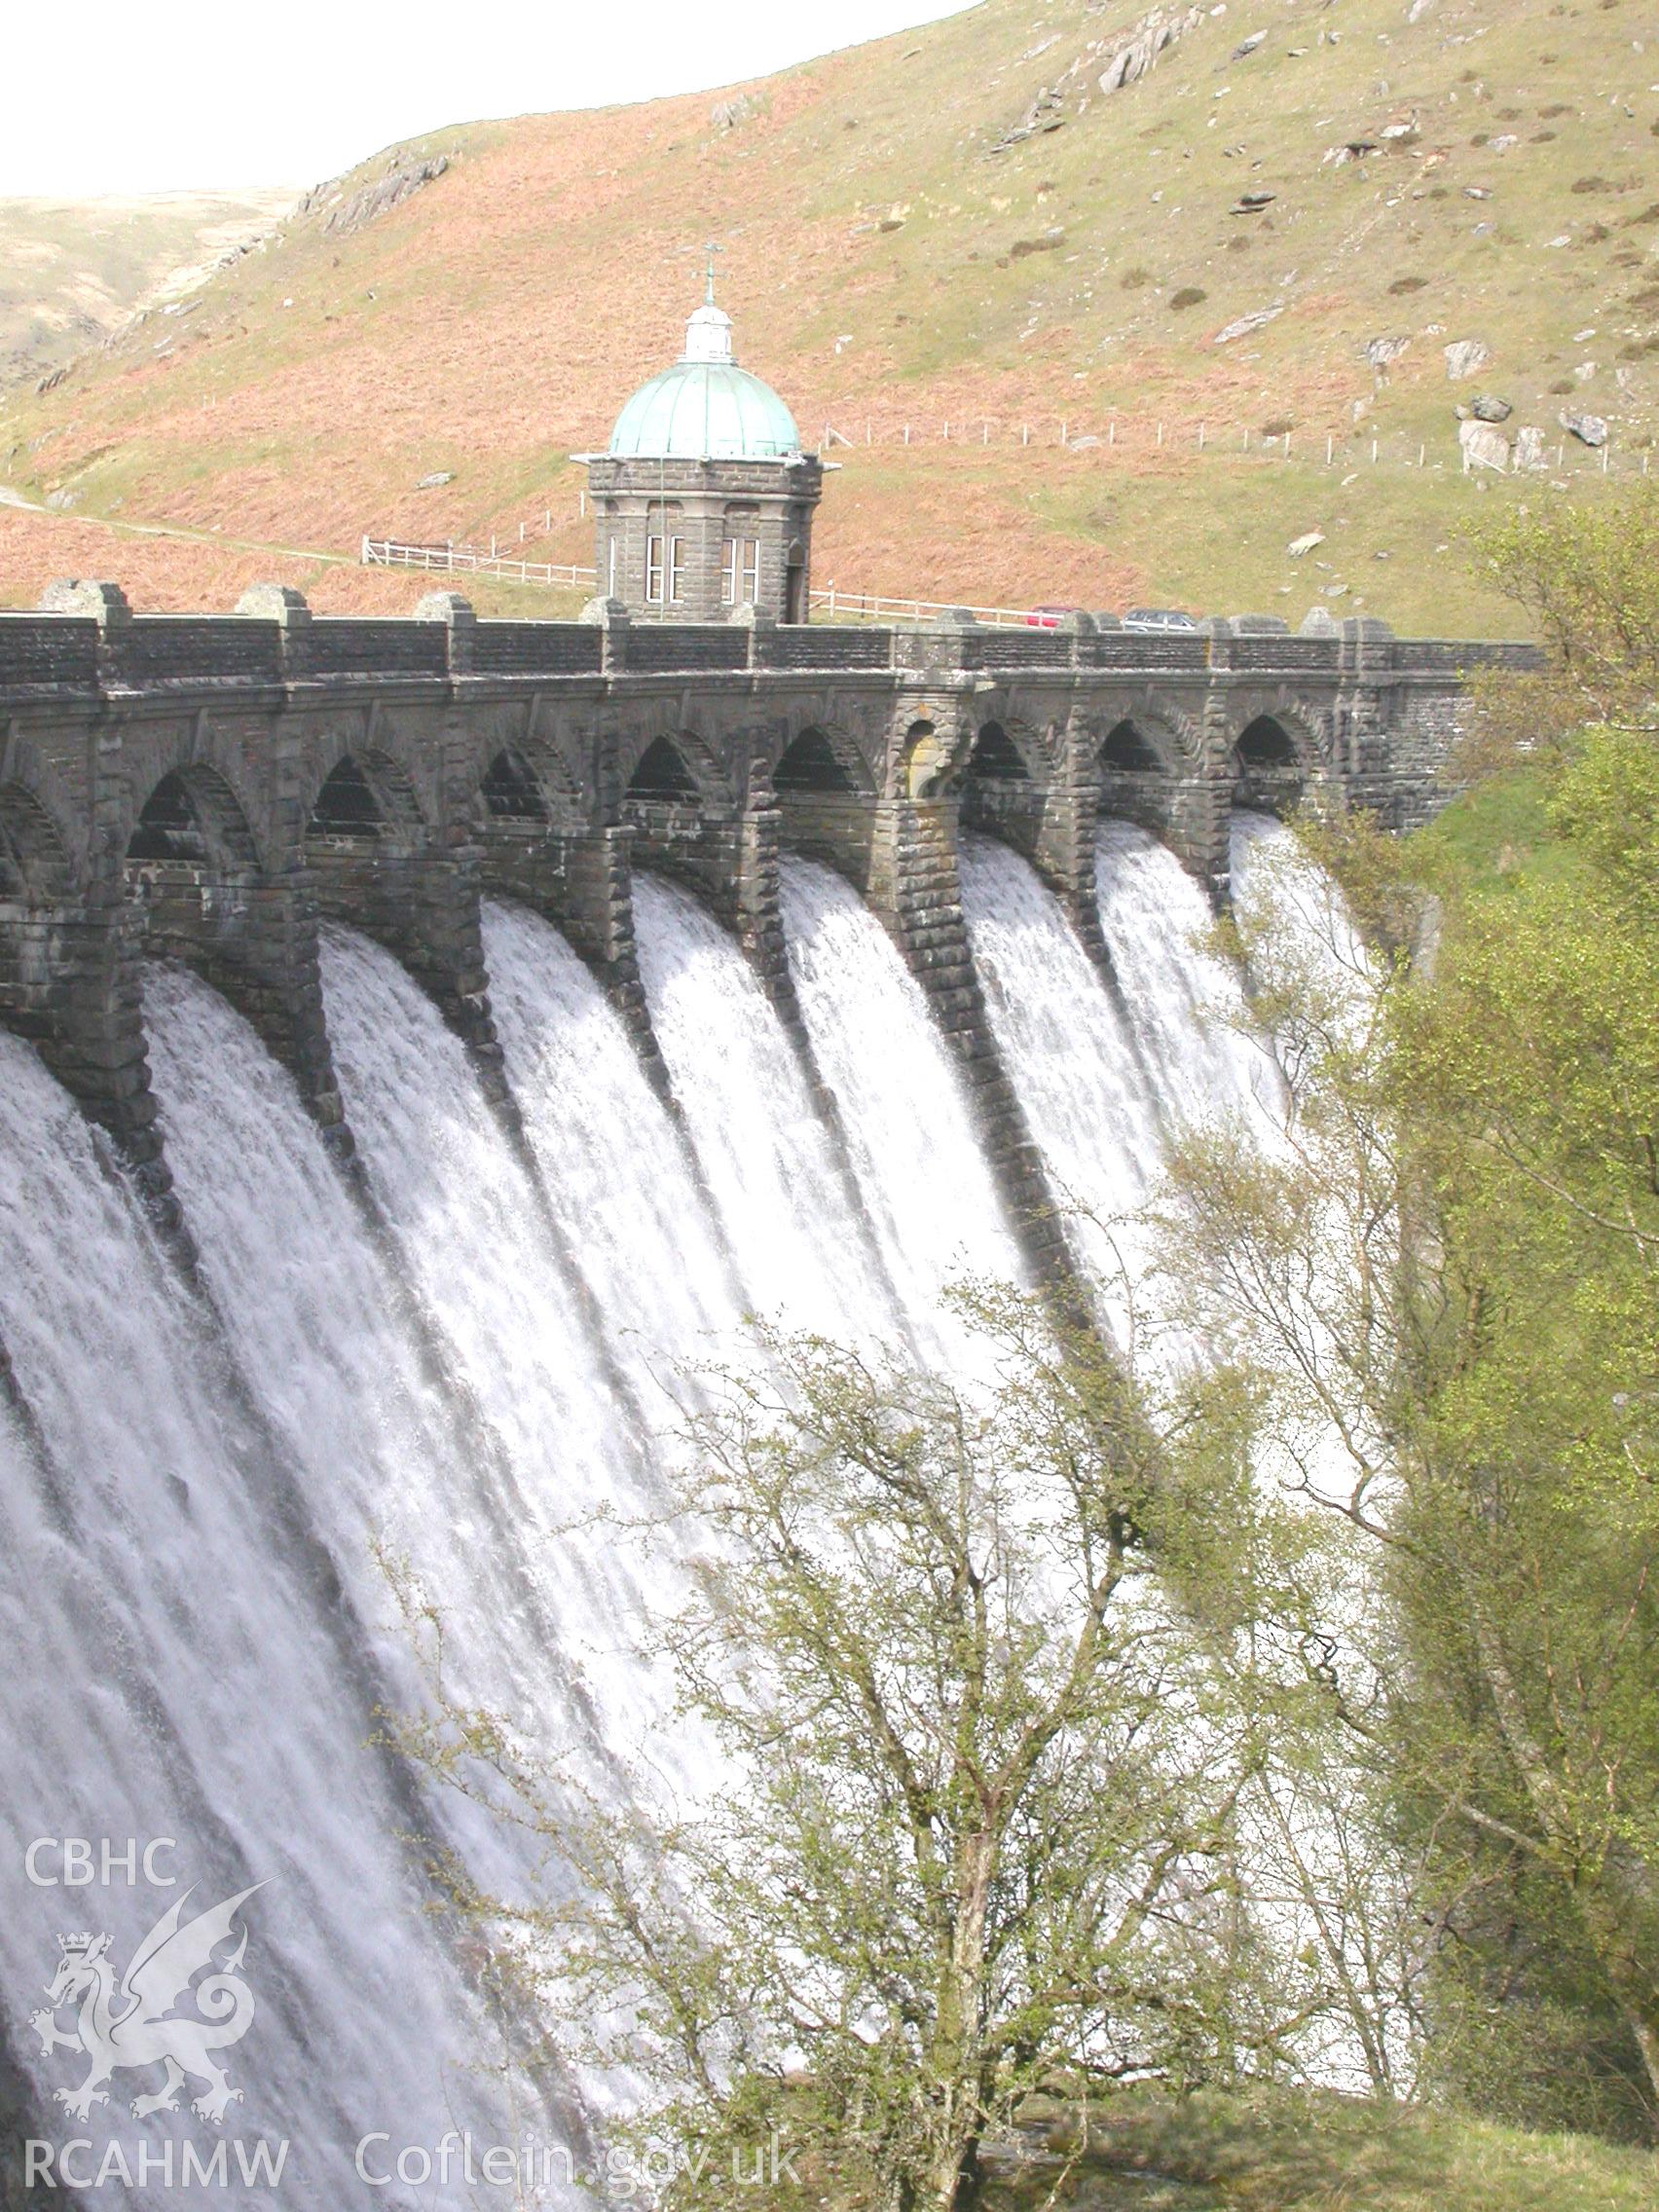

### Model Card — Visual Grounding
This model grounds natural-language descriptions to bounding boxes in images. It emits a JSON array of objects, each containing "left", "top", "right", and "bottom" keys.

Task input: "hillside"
[
  {"left": 2, "top": 0, "right": 1655, "bottom": 628},
  {"left": 0, "top": 190, "right": 296, "bottom": 389},
  {"left": 981, "top": 2085, "right": 1659, "bottom": 2209}
]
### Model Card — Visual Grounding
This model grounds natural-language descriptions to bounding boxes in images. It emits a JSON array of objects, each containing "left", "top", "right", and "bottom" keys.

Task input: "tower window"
[
  {"left": 608, "top": 536, "right": 619, "bottom": 597},
  {"left": 646, "top": 535, "right": 684, "bottom": 606},
  {"left": 721, "top": 537, "right": 760, "bottom": 607}
]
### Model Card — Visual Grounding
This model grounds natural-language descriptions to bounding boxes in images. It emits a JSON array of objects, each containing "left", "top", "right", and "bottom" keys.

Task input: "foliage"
[
  {"left": 1456, "top": 492, "right": 1659, "bottom": 775},
  {"left": 1149, "top": 706, "right": 1659, "bottom": 2141},
  {"left": 387, "top": 1294, "right": 1331, "bottom": 2212}
]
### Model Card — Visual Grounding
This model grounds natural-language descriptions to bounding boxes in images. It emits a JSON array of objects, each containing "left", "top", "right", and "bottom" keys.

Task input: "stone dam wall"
[{"left": 0, "top": 580, "right": 1537, "bottom": 1289}]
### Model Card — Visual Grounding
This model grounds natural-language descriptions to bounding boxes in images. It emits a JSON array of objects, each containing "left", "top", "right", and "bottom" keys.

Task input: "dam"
[{"left": 0, "top": 553, "right": 1530, "bottom": 2195}]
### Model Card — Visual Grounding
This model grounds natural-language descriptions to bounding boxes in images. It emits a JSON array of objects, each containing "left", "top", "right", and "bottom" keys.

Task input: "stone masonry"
[{"left": 0, "top": 581, "right": 1536, "bottom": 1296}]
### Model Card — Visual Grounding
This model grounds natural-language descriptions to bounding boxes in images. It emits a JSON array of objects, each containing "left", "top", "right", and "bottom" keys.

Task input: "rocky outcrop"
[
  {"left": 311, "top": 155, "right": 450, "bottom": 240},
  {"left": 1444, "top": 339, "right": 1492, "bottom": 381},
  {"left": 1098, "top": 6, "right": 1204, "bottom": 92}
]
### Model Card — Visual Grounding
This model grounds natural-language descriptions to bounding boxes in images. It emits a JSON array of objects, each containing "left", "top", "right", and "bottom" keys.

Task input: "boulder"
[
  {"left": 1444, "top": 338, "right": 1492, "bottom": 380},
  {"left": 1458, "top": 419, "right": 1509, "bottom": 471},
  {"left": 1560, "top": 410, "right": 1607, "bottom": 447},
  {"left": 1365, "top": 334, "right": 1412, "bottom": 370},
  {"left": 1470, "top": 395, "right": 1512, "bottom": 423},
  {"left": 1231, "top": 30, "right": 1267, "bottom": 57},
  {"left": 1287, "top": 530, "right": 1326, "bottom": 556},
  {"left": 1513, "top": 425, "right": 1548, "bottom": 472},
  {"left": 415, "top": 470, "right": 455, "bottom": 490},
  {"left": 710, "top": 92, "right": 757, "bottom": 130},
  {"left": 1212, "top": 304, "right": 1283, "bottom": 344}
]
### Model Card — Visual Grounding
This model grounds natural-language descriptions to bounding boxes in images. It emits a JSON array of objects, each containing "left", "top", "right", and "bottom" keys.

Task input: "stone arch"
[
  {"left": 126, "top": 764, "right": 259, "bottom": 874},
  {"left": 479, "top": 746, "right": 550, "bottom": 824},
  {"left": 966, "top": 719, "right": 1038, "bottom": 784},
  {"left": 957, "top": 717, "right": 1051, "bottom": 856},
  {"left": 0, "top": 782, "right": 73, "bottom": 898},
  {"left": 626, "top": 735, "right": 702, "bottom": 803},
  {"left": 306, "top": 749, "right": 425, "bottom": 856},
  {"left": 1235, "top": 715, "right": 1300, "bottom": 767},
  {"left": 770, "top": 724, "right": 875, "bottom": 798},
  {"left": 1099, "top": 718, "right": 1171, "bottom": 776},
  {"left": 1231, "top": 712, "right": 1311, "bottom": 818},
  {"left": 1096, "top": 717, "right": 1185, "bottom": 853},
  {"left": 617, "top": 726, "right": 730, "bottom": 812}
]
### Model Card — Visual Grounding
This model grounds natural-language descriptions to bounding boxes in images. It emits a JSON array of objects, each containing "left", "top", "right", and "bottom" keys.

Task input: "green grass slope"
[
  {"left": 2, "top": 0, "right": 1654, "bottom": 624},
  {"left": 985, "top": 2086, "right": 1659, "bottom": 2210}
]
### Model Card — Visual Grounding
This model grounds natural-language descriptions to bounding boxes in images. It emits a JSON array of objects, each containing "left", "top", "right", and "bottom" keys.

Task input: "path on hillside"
[{"left": 0, "top": 483, "right": 350, "bottom": 568}]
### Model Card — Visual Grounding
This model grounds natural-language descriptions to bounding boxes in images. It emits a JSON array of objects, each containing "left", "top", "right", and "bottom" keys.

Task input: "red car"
[{"left": 1023, "top": 604, "right": 1083, "bottom": 628}]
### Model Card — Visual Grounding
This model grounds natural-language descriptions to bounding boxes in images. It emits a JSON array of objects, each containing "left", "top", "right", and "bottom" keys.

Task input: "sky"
[{"left": 2, "top": 0, "right": 973, "bottom": 199}]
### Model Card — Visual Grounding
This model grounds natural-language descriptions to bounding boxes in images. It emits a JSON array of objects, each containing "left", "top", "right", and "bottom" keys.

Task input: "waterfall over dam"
[{"left": 0, "top": 800, "right": 1309, "bottom": 2202}]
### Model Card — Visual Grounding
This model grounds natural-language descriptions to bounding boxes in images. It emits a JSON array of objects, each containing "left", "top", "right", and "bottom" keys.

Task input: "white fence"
[
  {"left": 360, "top": 537, "right": 596, "bottom": 589},
  {"left": 360, "top": 537, "right": 1052, "bottom": 627}
]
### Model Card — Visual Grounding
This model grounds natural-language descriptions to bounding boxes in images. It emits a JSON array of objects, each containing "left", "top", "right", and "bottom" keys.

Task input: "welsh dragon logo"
[{"left": 29, "top": 1885, "right": 263, "bottom": 2124}]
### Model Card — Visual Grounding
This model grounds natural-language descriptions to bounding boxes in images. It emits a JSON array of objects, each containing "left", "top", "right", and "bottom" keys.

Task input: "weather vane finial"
[{"left": 703, "top": 240, "right": 724, "bottom": 305}]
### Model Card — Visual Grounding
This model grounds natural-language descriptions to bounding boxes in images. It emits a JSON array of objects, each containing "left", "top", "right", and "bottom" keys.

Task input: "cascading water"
[
  {"left": 315, "top": 925, "right": 684, "bottom": 1766},
  {"left": 778, "top": 856, "right": 1027, "bottom": 1365},
  {"left": 629, "top": 871, "right": 906, "bottom": 1346},
  {"left": 958, "top": 830, "right": 1168, "bottom": 1322},
  {"left": 1095, "top": 819, "right": 1280, "bottom": 1137},
  {"left": 479, "top": 900, "right": 744, "bottom": 1417},
  {"left": 0, "top": 1025, "right": 510, "bottom": 2206},
  {"left": 0, "top": 804, "right": 1346, "bottom": 2197}
]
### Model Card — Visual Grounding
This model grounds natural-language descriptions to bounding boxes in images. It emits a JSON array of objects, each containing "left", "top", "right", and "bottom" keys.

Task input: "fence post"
[
  {"left": 1022, "top": 423, "right": 1029, "bottom": 446},
  {"left": 903, "top": 424, "right": 910, "bottom": 445},
  {"left": 1326, "top": 432, "right": 1333, "bottom": 464},
  {"left": 1285, "top": 432, "right": 1292, "bottom": 459},
  {"left": 1602, "top": 445, "right": 1609, "bottom": 474},
  {"left": 1198, "top": 422, "right": 1206, "bottom": 450},
  {"left": 360, "top": 534, "right": 372, "bottom": 565},
  {"left": 1418, "top": 442, "right": 1425, "bottom": 467},
  {"left": 1060, "top": 419, "right": 1068, "bottom": 446},
  {"left": 1372, "top": 439, "right": 1379, "bottom": 463},
  {"left": 1157, "top": 421, "right": 1163, "bottom": 447},
  {"left": 545, "top": 508, "right": 551, "bottom": 532},
  {"left": 982, "top": 421, "right": 989, "bottom": 444}
]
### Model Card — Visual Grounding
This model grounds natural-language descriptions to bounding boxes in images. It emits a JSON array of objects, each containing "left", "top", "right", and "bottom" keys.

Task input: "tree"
[
  {"left": 1147, "top": 705, "right": 1659, "bottom": 2138},
  {"left": 387, "top": 1295, "right": 1309, "bottom": 2211}
]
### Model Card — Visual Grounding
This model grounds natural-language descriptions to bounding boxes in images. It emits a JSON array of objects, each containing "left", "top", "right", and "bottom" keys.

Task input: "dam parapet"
[{"left": 0, "top": 583, "right": 1538, "bottom": 1279}]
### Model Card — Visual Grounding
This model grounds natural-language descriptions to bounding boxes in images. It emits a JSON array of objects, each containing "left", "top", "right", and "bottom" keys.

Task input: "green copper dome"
[{"left": 608, "top": 298, "right": 803, "bottom": 461}]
